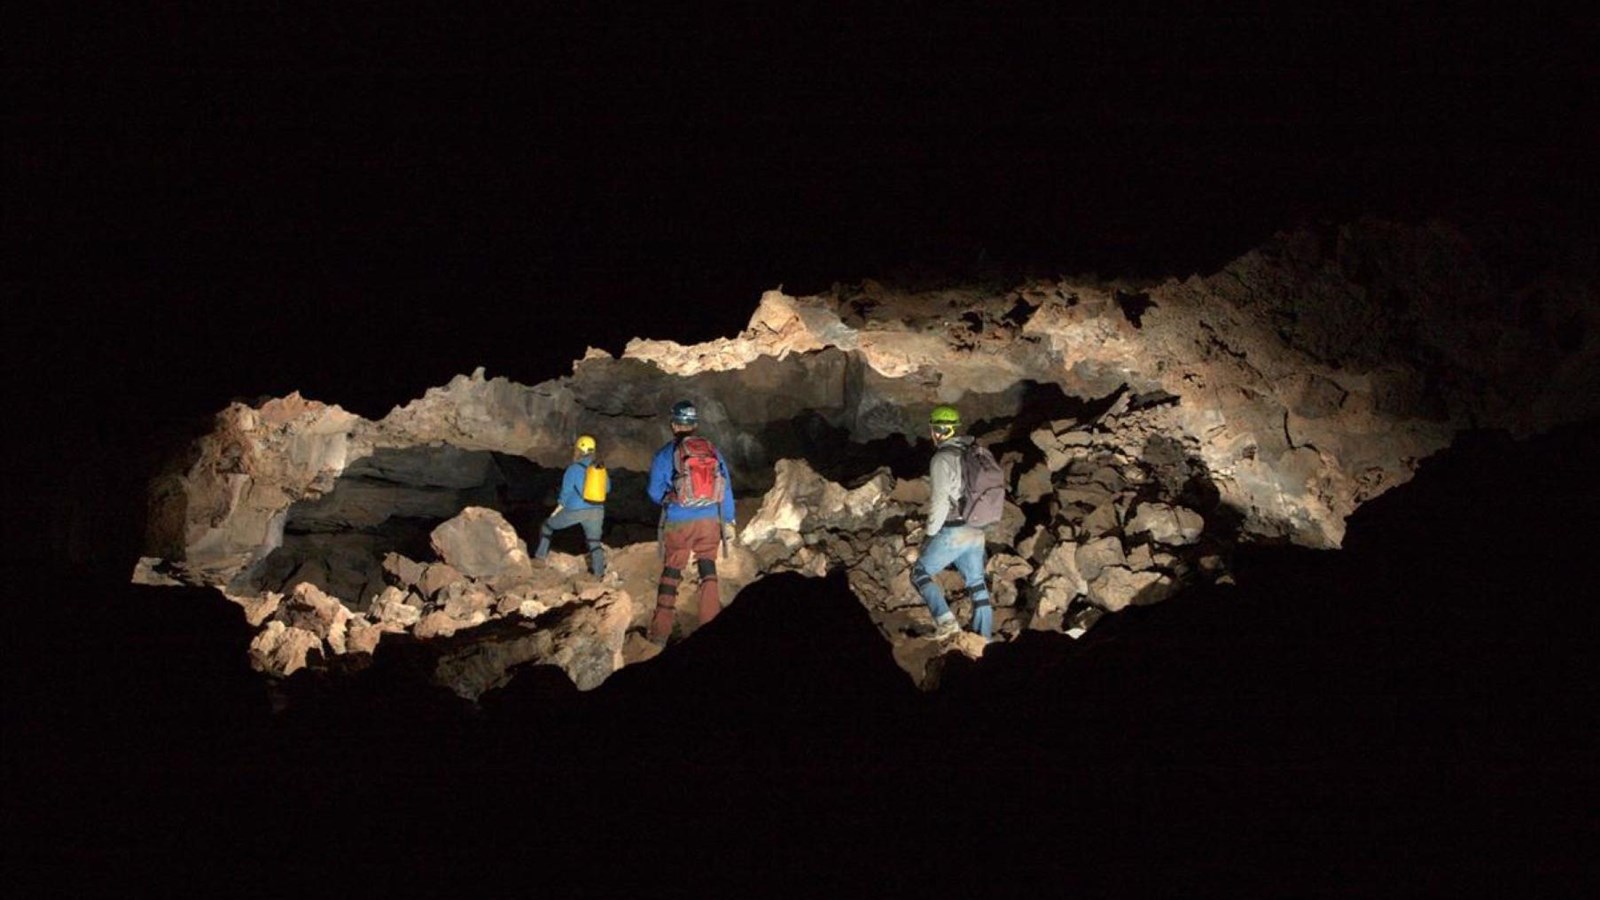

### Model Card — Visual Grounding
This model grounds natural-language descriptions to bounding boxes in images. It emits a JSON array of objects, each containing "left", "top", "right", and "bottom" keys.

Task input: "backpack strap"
[{"left": 934, "top": 440, "right": 966, "bottom": 525}]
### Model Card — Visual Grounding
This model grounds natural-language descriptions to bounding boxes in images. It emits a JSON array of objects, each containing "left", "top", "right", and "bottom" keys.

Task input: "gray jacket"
[{"left": 926, "top": 436, "right": 972, "bottom": 537}]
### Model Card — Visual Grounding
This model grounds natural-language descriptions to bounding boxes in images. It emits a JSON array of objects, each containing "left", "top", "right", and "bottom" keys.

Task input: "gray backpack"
[{"left": 944, "top": 440, "right": 1006, "bottom": 527}]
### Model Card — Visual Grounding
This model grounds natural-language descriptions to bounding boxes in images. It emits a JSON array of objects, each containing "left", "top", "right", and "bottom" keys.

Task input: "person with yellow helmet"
[
  {"left": 534, "top": 433, "right": 611, "bottom": 577},
  {"left": 911, "top": 404, "right": 998, "bottom": 640}
]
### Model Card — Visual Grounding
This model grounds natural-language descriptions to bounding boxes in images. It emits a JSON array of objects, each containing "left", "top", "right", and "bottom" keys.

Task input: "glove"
[{"left": 722, "top": 522, "right": 737, "bottom": 544}]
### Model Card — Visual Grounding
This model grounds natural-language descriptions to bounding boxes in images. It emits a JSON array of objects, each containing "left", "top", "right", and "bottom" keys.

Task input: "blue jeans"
[
  {"left": 536, "top": 507, "right": 606, "bottom": 576},
  {"left": 911, "top": 525, "right": 992, "bottom": 637}
]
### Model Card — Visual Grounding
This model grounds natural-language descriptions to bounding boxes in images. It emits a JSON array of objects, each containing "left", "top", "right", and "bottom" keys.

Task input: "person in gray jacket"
[{"left": 910, "top": 404, "right": 994, "bottom": 639}]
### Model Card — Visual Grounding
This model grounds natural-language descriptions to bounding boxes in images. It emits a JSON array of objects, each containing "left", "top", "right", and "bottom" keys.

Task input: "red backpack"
[{"left": 672, "top": 436, "right": 727, "bottom": 508}]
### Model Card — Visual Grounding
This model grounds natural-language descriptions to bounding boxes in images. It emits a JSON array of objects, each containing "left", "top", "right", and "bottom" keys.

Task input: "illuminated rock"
[{"left": 136, "top": 220, "right": 1600, "bottom": 695}]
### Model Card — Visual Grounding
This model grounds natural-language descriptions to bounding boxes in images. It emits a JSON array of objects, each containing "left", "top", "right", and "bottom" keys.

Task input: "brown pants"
[{"left": 650, "top": 517, "right": 723, "bottom": 641}]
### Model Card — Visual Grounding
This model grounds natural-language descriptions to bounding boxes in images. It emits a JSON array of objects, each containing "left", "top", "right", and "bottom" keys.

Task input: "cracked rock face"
[{"left": 133, "top": 220, "right": 1599, "bottom": 697}]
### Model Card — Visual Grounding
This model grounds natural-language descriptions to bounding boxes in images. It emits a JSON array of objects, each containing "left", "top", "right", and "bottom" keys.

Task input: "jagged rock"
[
  {"left": 418, "top": 563, "right": 465, "bottom": 599},
  {"left": 1064, "top": 601, "right": 1106, "bottom": 639},
  {"left": 248, "top": 622, "right": 323, "bottom": 676},
  {"left": 1034, "top": 541, "right": 1087, "bottom": 592},
  {"left": 1076, "top": 537, "right": 1127, "bottom": 583},
  {"left": 369, "top": 586, "right": 422, "bottom": 631},
  {"left": 344, "top": 618, "right": 383, "bottom": 656},
  {"left": 244, "top": 532, "right": 389, "bottom": 609},
  {"left": 438, "top": 581, "right": 497, "bottom": 620},
  {"left": 1015, "top": 524, "right": 1055, "bottom": 563},
  {"left": 131, "top": 557, "right": 184, "bottom": 586},
  {"left": 1014, "top": 461, "right": 1053, "bottom": 504},
  {"left": 415, "top": 610, "right": 483, "bottom": 640},
  {"left": 621, "top": 632, "right": 665, "bottom": 666},
  {"left": 147, "top": 394, "right": 360, "bottom": 584},
  {"left": 136, "top": 221, "right": 1600, "bottom": 695},
  {"left": 530, "top": 551, "right": 589, "bottom": 580},
  {"left": 1030, "top": 580, "right": 1073, "bottom": 631},
  {"left": 1080, "top": 501, "right": 1121, "bottom": 538},
  {"left": 431, "top": 591, "right": 635, "bottom": 699},
  {"left": 430, "top": 507, "right": 535, "bottom": 580},
  {"left": 1087, "top": 566, "right": 1175, "bottom": 612},
  {"left": 1029, "top": 540, "right": 1088, "bottom": 631},
  {"left": 1126, "top": 543, "right": 1155, "bottom": 572},
  {"left": 1126, "top": 502, "right": 1204, "bottom": 546},
  {"left": 536, "top": 592, "right": 634, "bottom": 690},
  {"left": 888, "top": 477, "right": 931, "bottom": 506},
  {"left": 1057, "top": 482, "right": 1114, "bottom": 509},
  {"left": 382, "top": 552, "right": 427, "bottom": 591},
  {"left": 985, "top": 553, "right": 1033, "bottom": 610},
  {"left": 890, "top": 632, "right": 989, "bottom": 692},
  {"left": 1090, "top": 465, "right": 1125, "bottom": 492},
  {"left": 227, "top": 590, "right": 283, "bottom": 627},
  {"left": 742, "top": 459, "right": 901, "bottom": 548},
  {"left": 993, "top": 500, "right": 1027, "bottom": 548},
  {"left": 277, "top": 583, "right": 354, "bottom": 653},
  {"left": 1030, "top": 427, "right": 1073, "bottom": 472}
]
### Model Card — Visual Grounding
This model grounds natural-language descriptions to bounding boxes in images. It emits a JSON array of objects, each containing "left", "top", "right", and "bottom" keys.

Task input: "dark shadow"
[
  {"left": 1115, "top": 289, "right": 1156, "bottom": 327},
  {"left": 749, "top": 409, "right": 928, "bottom": 487}
]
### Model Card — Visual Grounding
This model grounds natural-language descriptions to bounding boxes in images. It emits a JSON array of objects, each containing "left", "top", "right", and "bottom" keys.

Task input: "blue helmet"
[{"left": 670, "top": 400, "right": 698, "bottom": 426}]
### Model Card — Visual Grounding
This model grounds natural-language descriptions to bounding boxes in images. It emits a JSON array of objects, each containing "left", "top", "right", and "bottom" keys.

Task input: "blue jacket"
[
  {"left": 558, "top": 455, "right": 609, "bottom": 511},
  {"left": 648, "top": 437, "right": 736, "bottom": 524}
]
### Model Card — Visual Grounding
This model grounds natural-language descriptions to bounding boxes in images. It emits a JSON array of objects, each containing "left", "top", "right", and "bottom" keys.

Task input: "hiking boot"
[{"left": 929, "top": 616, "right": 961, "bottom": 640}]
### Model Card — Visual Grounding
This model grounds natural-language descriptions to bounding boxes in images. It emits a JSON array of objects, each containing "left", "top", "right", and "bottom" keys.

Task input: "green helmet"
[{"left": 929, "top": 405, "right": 961, "bottom": 426}]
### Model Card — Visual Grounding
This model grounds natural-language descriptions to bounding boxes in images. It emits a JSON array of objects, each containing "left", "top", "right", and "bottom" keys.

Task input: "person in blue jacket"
[
  {"left": 534, "top": 434, "right": 609, "bottom": 577},
  {"left": 646, "top": 400, "right": 736, "bottom": 644}
]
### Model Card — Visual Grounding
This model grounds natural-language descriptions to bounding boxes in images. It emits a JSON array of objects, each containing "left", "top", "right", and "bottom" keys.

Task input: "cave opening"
[{"left": 242, "top": 352, "right": 1241, "bottom": 623}]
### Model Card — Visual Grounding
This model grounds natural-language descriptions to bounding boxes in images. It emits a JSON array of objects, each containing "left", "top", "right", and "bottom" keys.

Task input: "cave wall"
[{"left": 134, "top": 220, "right": 1600, "bottom": 695}]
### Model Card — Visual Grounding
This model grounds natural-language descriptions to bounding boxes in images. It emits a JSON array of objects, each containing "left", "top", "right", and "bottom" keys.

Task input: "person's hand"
[
  {"left": 551, "top": 504, "right": 564, "bottom": 517},
  {"left": 906, "top": 523, "right": 925, "bottom": 546},
  {"left": 722, "top": 522, "right": 737, "bottom": 544}
]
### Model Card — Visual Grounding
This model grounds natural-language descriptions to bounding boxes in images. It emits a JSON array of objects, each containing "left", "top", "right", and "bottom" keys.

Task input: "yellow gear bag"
[{"left": 581, "top": 462, "right": 608, "bottom": 503}]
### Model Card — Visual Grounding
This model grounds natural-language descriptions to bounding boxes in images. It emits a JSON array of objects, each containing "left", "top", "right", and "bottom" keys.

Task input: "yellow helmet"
[{"left": 575, "top": 434, "right": 597, "bottom": 455}]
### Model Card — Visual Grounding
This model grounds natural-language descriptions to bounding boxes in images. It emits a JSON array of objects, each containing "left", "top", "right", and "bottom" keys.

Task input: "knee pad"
[
  {"left": 586, "top": 539, "right": 603, "bottom": 548},
  {"left": 539, "top": 522, "right": 555, "bottom": 537},
  {"left": 696, "top": 559, "right": 718, "bottom": 580},
  {"left": 910, "top": 564, "right": 933, "bottom": 589},
  {"left": 971, "top": 594, "right": 991, "bottom": 608},
  {"left": 658, "top": 567, "right": 682, "bottom": 596}
]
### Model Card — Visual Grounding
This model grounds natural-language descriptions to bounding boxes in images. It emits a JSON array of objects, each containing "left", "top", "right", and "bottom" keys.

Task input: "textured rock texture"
[{"left": 135, "top": 221, "right": 1599, "bottom": 696}]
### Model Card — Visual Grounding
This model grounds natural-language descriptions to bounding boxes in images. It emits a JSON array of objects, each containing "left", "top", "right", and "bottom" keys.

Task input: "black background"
[{"left": 5, "top": 6, "right": 1597, "bottom": 896}]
